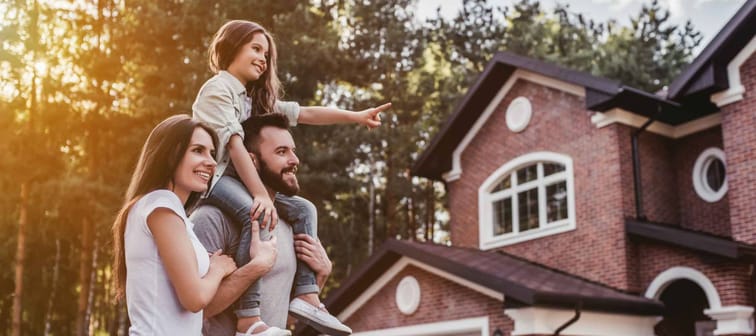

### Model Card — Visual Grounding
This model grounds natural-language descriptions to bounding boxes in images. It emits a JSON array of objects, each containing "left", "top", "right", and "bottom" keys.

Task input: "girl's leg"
[
  {"left": 206, "top": 176, "right": 270, "bottom": 319},
  {"left": 276, "top": 194, "right": 352, "bottom": 336},
  {"left": 274, "top": 194, "right": 319, "bottom": 296}
]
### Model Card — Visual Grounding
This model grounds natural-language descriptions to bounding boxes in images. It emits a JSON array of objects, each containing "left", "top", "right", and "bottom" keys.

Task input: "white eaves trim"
[
  {"left": 590, "top": 108, "right": 722, "bottom": 139},
  {"left": 351, "top": 316, "right": 490, "bottom": 336},
  {"left": 337, "top": 257, "right": 504, "bottom": 322},
  {"left": 442, "top": 69, "right": 585, "bottom": 182},
  {"left": 504, "top": 307, "right": 657, "bottom": 336},
  {"left": 711, "top": 35, "right": 756, "bottom": 107}
]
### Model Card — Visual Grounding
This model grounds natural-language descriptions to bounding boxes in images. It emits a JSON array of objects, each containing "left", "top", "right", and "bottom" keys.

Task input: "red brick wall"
[
  {"left": 636, "top": 241, "right": 752, "bottom": 307},
  {"left": 446, "top": 79, "right": 633, "bottom": 291},
  {"left": 344, "top": 265, "right": 513, "bottom": 334},
  {"left": 615, "top": 126, "right": 681, "bottom": 224},
  {"left": 722, "top": 54, "right": 756, "bottom": 244},
  {"left": 673, "top": 126, "right": 731, "bottom": 237}
]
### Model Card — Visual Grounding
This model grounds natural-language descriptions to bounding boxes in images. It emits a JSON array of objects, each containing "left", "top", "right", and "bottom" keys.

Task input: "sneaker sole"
[{"left": 289, "top": 309, "right": 351, "bottom": 336}]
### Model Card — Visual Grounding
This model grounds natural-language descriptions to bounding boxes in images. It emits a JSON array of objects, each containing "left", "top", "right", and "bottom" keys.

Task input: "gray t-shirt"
[{"left": 190, "top": 204, "right": 296, "bottom": 336}]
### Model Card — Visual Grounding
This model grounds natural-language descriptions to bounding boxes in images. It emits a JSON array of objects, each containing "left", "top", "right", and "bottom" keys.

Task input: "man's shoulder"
[{"left": 190, "top": 204, "right": 239, "bottom": 251}]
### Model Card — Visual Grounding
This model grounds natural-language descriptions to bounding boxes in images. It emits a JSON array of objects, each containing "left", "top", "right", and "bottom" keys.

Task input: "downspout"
[
  {"left": 554, "top": 301, "right": 582, "bottom": 336},
  {"left": 632, "top": 104, "right": 664, "bottom": 220}
]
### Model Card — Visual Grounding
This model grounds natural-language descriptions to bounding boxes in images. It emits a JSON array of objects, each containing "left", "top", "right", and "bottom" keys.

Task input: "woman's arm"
[
  {"left": 148, "top": 208, "right": 236, "bottom": 313},
  {"left": 297, "top": 102, "right": 391, "bottom": 129},
  {"left": 227, "top": 135, "right": 278, "bottom": 229}
]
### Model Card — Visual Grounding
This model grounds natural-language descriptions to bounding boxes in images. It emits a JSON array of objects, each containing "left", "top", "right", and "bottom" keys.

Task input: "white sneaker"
[
  {"left": 235, "top": 321, "right": 292, "bottom": 336},
  {"left": 289, "top": 298, "right": 352, "bottom": 336}
]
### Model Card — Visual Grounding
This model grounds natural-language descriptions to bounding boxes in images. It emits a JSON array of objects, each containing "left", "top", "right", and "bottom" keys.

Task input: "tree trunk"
[
  {"left": 12, "top": 182, "right": 29, "bottom": 336},
  {"left": 425, "top": 180, "right": 434, "bottom": 242},
  {"left": 76, "top": 218, "right": 93, "bottom": 336},
  {"left": 368, "top": 159, "right": 375, "bottom": 255},
  {"left": 44, "top": 239, "right": 61, "bottom": 336}
]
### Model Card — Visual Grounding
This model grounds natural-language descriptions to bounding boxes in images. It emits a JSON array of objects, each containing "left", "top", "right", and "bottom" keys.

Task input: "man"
[{"left": 191, "top": 114, "right": 347, "bottom": 336}]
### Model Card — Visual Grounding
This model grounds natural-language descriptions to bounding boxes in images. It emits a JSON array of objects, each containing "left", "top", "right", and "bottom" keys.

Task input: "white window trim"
[
  {"left": 351, "top": 316, "right": 489, "bottom": 336},
  {"left": 692, "top": 147, "right": 728, "bottom": 203},
  {"left": 478, "top": 152, "right": 576, "bottom": 250}
]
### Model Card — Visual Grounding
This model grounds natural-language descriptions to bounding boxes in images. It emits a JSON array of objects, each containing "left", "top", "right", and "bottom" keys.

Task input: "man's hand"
[
  {"left": 249, "top": 220, "right": 277, "bottom": 274},
  {"left": 294, "top": 234, "right": 332, "bottom": 286}
]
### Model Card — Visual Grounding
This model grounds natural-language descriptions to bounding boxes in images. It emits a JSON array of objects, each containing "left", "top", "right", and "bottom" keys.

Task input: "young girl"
[
  {"left": 112, "top": 115, "right": 239, "bottom": 335},
  {"left": 193, "top": 20, "right": 389, "bottom": 336}
]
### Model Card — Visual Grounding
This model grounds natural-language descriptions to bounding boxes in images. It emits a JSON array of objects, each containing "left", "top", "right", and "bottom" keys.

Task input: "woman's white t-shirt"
[{"left": 125, "top": 190, "right": 210, "bottom": 335}]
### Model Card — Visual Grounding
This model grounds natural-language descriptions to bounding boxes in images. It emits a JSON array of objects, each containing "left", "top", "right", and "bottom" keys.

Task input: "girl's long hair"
[
  {"left": 208, "top": 20, "right": 282, "bottom": 116},
  {"left": 112, "top": 114, "right": 218, "bottom": 301}
]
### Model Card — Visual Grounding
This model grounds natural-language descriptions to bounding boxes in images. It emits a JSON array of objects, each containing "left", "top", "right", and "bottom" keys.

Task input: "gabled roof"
[
  {"left": 626, "top": 218, "right": 756, "bottom": 259},
  {"left": 412, "top": 52, "right": 682, "bottom": 180},
  {"left": 311, "top": 240, "right": 663, "bottom": 327},
  {"left": 667, "top": 0, "right": 756, "bottom": 100}
]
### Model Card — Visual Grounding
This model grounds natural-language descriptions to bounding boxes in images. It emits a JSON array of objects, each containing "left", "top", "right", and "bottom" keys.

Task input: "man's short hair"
[{"left": 241, "top": 113, "right": 291, "bottom": 153}]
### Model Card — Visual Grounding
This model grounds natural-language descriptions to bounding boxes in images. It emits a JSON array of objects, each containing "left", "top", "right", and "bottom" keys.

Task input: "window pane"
[
  {"left": 705, "top": 159, "right": 726, "bottom": 192},
  {"left": 517, "top": 165, "right": 538, "bottom": 184},
  {"left": 491, "top": 176, "right": 512, "bottom": 192},
  {"left": 493, "top": 197, "right": 512, "bottom": 235},
  {"left": 518, "top": 188, "right": 539, "bottom": 232},
  {"left": 543, "top": 163, "right": 565, "bottom": 176},
  {"left": 546, "top": 181, "right": 568, "bottom": 223}
]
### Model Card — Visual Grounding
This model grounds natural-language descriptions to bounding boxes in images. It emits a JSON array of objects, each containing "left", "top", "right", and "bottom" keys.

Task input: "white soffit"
[{"left": 590, "top": 108, "right": 722, "bottom": 139}]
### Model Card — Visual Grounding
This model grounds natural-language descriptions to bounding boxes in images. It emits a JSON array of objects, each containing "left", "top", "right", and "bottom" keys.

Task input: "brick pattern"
[
  {"left": 636, "top": 240, "right": 752, "bottom": 306},
  {"left": 448, "top": 80, "right": 632, "bottom": 290},
  {"left": 344, "top": 265, "right": 513, "bottom": 334},
  {"left": 722, "top": 54, "right": 756, "bottom": 244},
  {"left": 673, "top": 126, "right": 731, "bottom": 237}
]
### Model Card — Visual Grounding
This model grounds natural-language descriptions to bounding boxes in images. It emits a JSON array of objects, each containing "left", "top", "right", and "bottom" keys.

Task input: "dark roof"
[
  {"left": 299, "top": 239, "right": 662, "bottom": 335},
  {"left": 667, "top": 0, "right": 756, "bottom": 100},
  {"left": 412, "top": 52, "right": 683, "bottom": 180},
  {"left": 626, "top": 218, "right": 756, "bottom": 259}
]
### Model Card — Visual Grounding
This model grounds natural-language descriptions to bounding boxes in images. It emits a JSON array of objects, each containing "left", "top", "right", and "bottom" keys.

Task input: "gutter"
[{"left": 554, "top": 301, "right": 582, "bottom": 335}]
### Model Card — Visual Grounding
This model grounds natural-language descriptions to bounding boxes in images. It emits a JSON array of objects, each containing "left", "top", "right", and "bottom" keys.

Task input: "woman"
[{"left": 112, "top": 115, "right": 237, "bottom": 335}]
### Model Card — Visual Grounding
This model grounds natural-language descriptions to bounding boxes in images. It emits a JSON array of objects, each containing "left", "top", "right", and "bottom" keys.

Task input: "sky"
[{"left": 415, "top": 0, "right": 747, "bottom": 55}]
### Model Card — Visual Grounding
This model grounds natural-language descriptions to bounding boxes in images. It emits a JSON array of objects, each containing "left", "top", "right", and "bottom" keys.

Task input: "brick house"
[{"left": 298, "top": 1, "right": 756, "bottom": 335}]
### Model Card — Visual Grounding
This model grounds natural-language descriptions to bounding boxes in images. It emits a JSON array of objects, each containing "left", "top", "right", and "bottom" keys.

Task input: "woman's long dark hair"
[
  {"left": 112, "top": 114, "right": 218, "bottom": 301},
  {"left": 208, "top": 20, "right": 282, "bottom": 116}
]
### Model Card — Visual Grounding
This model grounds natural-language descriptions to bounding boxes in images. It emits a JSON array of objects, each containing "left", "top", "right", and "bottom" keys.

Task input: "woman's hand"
[
  {"left": 294, "top": 234, "right": 332, "bottom": 283},
  {"left": 208, "top": 249, "right": 237, "bottom": 277},
  {"left": 249, "top": 220, "right": 278, "bottom": 274},
  {"left": 355, "top": 102, "right": 391, "bottom": 129},
  {"left": 251, "top": 194, "right": 278, "bottom": 231}
]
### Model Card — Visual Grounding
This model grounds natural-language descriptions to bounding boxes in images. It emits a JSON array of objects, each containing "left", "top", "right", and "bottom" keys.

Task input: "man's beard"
[{"left": 258, "top": 159, "right": 300, "bottom": 196}]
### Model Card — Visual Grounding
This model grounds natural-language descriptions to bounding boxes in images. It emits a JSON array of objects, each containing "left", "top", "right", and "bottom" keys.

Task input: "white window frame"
[
  {"left": 478, "top": 152, "right": 576, "bottom": 250},
  {"left": 692, "top": 147, "right": 728, "bottom": 203}
]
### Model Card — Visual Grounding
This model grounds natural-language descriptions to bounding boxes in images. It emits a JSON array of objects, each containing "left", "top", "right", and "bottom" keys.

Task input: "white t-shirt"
[{"left": 125, "top": 189, "right": 210, "bottom": 336}]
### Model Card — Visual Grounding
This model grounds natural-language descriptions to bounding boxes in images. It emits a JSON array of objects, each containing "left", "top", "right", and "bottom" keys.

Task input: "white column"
[{"left": 704, "top": 305, "right": 754, "bottom": 335}]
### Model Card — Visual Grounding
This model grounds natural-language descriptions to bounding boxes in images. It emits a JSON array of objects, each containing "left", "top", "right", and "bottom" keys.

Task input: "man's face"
[{"left": 255, "top": 126, "right": 300, "bottom": 196}]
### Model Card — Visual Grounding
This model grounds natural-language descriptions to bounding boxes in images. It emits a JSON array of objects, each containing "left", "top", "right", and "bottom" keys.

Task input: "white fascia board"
[
  {"left": 591, "top": 108, "right": 722, "bottom": 139},
  {"left": 711, "top": 36, "right": 756, "bottom": 107}
]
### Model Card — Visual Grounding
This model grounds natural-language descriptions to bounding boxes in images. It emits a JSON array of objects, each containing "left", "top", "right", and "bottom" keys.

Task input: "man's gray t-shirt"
[{"left": 191, "top": 204, "right": 296, "bottom": 336}]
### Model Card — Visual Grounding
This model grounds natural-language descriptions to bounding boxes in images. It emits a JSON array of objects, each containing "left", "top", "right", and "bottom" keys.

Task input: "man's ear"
[{"left": 249, "top": 152, "right": 258, "bottom": 166}]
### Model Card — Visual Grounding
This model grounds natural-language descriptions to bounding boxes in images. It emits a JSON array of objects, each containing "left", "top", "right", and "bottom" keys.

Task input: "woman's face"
[
  {"left": 227, "top": 32, "right": 269, "bottom": 84},
  {"left": 172, "top": 127, "right": 217, "bottom": 201}
]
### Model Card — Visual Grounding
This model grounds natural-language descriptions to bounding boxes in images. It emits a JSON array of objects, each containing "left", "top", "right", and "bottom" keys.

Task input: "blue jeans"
[{"left": 206, "top": 176, "right": 320, "bottom": 318}]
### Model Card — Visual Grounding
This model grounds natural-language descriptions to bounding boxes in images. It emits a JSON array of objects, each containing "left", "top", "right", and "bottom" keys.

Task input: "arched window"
[{"left": 478, "top": 152, "right": 576, "bottom": 249}]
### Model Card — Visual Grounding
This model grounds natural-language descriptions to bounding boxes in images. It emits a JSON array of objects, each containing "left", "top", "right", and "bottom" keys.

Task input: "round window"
[
  {"left": 395, "top": 276, "right": 421, "bottom": 315},
  {"left": 692, "top": 148, "right": 728, "bottom": 202},
  {"left": 505, "top": 97, "right": 532, "bottom": 133}
]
